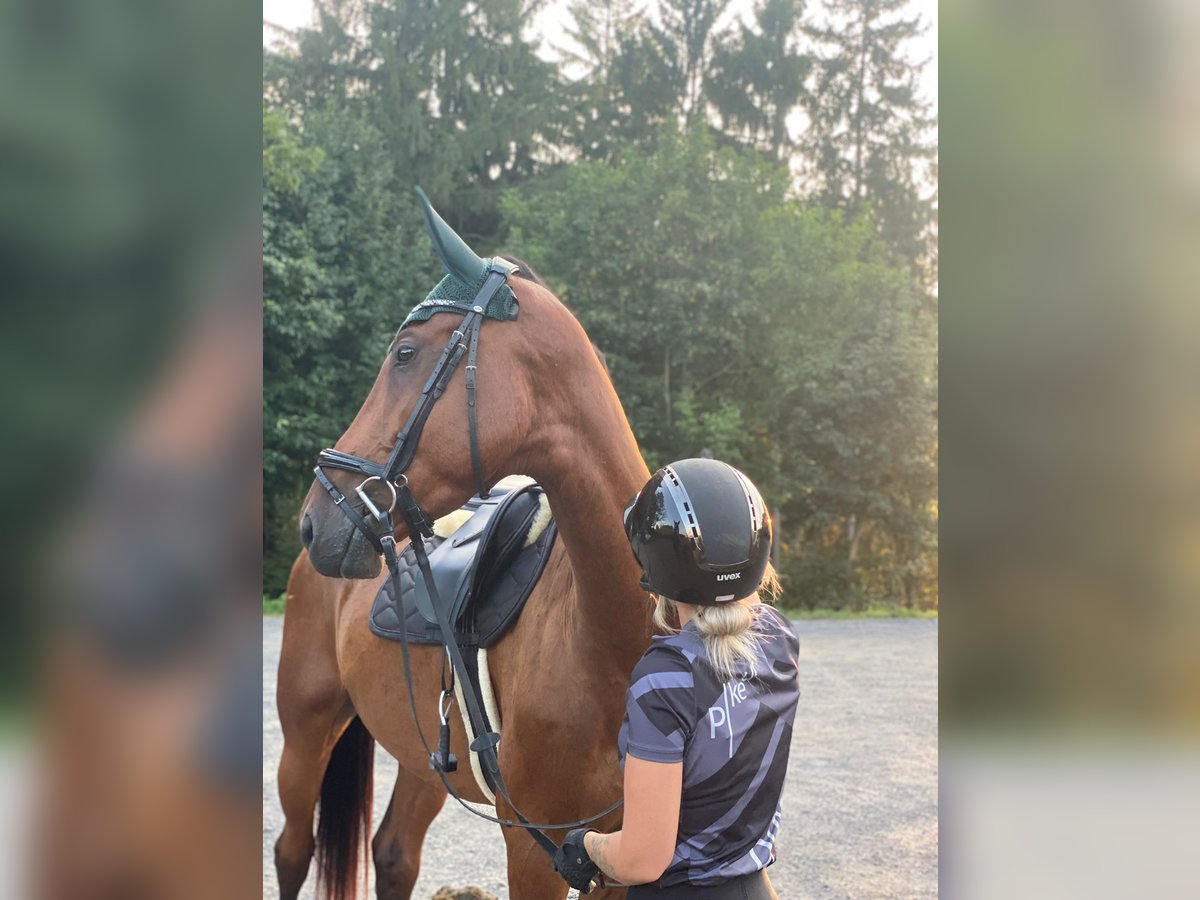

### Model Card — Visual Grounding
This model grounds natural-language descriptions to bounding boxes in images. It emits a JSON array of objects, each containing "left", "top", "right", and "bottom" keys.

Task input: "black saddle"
[{"left": 369, "top": 481, "right": 556, "bottom": 648}]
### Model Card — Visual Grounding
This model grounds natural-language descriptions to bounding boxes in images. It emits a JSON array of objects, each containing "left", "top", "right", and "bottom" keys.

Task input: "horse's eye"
[{"left": 395, "top": 345, "right": 418, "bottom": 365}]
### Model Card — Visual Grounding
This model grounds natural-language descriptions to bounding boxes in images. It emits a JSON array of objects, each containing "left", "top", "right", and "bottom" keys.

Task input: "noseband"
[{"left": 310, "top": 257, "right": 618, "bottom": 874}]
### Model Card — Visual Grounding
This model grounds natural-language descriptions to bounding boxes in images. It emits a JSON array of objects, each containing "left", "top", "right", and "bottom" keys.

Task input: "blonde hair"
[{"left": 652, "top": 565, "right": 782, "bottom": 682}]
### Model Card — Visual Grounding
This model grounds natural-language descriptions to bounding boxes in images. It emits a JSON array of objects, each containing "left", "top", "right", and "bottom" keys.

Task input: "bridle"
[
  {"left": 313, "top": 257, "right": 512, "bottom": 547},
  {"left": 312, "top": 257, "right": 620, "bottom": 866}
]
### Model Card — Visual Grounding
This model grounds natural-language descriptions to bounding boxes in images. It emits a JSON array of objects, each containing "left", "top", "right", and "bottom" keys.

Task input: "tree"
[
  {"left": 607, "top": 26, "right": 685, "bottom": 149},
  {"left": 261, "top": 0, "right": 939, "bottom": 606},
  {"left": 803, "top": 0, "right": 935, "bottom": 263},
  {"left": 262, "top": 106, "right": 430, "bottom": 591},
  {"left": 648, "top": 0, "right": 734, "bottom": 126},
  {"left": 757, "top": 207, "right": 937, "bottom": 607},
  {"left": 502, "top": 126, "right": 787, "bottom": 469},
  {"left": 502, "top": 126, "right": 937, "bottom": 608},
  {"left": 266, "top": 0, "right": 563, "bottom": 235},
  {"left": 561, "top": 0, "right": 645, "bottom": 87},
  {"left": 707, "top": 0, "right": 812, "bottom": 161},
  {"left": 559, "top": 0, "right": 663, "bottom": 160},
  {"left": 262, "top": 0, "right": 568, "bottom": 592}
]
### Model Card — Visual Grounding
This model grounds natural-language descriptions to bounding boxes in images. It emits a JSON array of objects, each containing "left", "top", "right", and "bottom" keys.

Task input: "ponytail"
[{"left": 652, "top": 565, "right": 782, "bottom": 682}]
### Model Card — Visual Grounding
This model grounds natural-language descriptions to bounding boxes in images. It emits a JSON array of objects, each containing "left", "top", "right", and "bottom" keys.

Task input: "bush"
[{"left": 779, "top": 553, "right": 867, "bottom": 611}]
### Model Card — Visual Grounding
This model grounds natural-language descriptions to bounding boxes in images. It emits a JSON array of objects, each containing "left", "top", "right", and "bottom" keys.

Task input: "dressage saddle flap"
[
  {"left": 471, "top": 489, "right": 542, "bottom": 590},
  {"left": 409, "top": 485, "right": 538, "bottom": 626},
  {"left": 369, "top": 481, "right": 556, "bottom": 650}
]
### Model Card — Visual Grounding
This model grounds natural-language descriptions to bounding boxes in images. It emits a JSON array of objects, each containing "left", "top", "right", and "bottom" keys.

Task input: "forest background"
[{"left": 263, "top": 0, "right": 938, "bottom": 611}]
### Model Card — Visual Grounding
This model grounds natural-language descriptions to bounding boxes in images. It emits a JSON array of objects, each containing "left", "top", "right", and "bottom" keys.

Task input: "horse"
[{"left": 274, "top": 198, "right": 655, "bottom": 899}]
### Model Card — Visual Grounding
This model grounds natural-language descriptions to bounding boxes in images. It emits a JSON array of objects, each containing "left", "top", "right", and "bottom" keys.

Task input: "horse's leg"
[
  {"left": 275, "top": 720, "right": 348, "bottom": 900},
  {"left": 273, "top": 555, "right": 353, "bottom": 900},
  {"left": 370, "top": 764, "right": 447, "bottom": 898},
  {"left": 501, "top": 827, "right": 570, "bottom": 900}
]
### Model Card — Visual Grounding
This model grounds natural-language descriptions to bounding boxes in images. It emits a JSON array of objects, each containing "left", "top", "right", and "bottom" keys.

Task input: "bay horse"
[{"left": 275, "top": 208, "right": 655, "bottom": 898}]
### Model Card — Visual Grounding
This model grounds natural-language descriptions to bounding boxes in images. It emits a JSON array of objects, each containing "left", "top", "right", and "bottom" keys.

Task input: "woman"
[{"left": 553, "top": 458, "right": 800, "bottom": 898}]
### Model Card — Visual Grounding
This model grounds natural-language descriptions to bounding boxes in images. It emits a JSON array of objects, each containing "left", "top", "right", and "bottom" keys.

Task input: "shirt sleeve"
[{"left": 622, "top": 644, "right": 696, "bottom": 764}]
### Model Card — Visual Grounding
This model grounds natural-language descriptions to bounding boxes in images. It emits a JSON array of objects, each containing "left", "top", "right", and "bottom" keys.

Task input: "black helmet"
[{"left": 624, "top": 458, "right": 772, "bottom": 606}]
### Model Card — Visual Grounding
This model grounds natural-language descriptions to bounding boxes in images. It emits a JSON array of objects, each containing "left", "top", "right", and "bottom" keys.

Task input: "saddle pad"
[{"left": 368, "top": 495, "right": 557, "bottom": 648}]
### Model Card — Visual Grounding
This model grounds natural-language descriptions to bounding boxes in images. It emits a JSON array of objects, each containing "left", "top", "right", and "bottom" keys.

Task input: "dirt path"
[{"left": 263, "top": 617, "right": 938, "bottom": 899}]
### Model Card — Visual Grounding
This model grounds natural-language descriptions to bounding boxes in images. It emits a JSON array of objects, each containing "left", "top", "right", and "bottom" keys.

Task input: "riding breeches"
[{"left": 626, "top": 869, "right": 773, "bottom": 899}]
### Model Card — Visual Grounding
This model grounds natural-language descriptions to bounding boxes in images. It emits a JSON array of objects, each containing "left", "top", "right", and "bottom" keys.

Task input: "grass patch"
[
  {"left": 264, "top": 593, "right": 936, "bottom": 620},
  {"left": 263, "top": 593, "right": 287, "bottom": 616},
  {"left": 776, "top": 604, "right": 937, "bottom": 620}
]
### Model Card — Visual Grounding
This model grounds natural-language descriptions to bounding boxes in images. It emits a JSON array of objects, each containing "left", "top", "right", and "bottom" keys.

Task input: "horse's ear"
[{"left": 414, "top": 186, "right": 485, "bottom": 283}]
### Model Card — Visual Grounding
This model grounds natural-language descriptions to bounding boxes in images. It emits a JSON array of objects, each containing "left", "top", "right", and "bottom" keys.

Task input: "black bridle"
[
  {"left": 313, "top": 258, "right": 512, "bottom": 541},
  {"left": 312, "top": 258, "right": 619, "bottom": 864}
]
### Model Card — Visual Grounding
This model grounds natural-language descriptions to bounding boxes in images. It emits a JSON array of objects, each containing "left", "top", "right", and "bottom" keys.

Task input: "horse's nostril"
[{"left": 300, "top": 514, "right": 314, "bottom": 549}]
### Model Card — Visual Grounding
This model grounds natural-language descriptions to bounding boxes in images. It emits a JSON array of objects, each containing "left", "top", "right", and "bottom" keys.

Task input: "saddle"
[{"left": 369, "top": 479, "right": 556, "bottom": 649}]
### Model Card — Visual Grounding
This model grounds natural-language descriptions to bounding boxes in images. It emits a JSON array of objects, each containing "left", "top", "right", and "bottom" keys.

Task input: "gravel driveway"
[{"left": 263, "top": 617, "right": 937, "bottom": 899}]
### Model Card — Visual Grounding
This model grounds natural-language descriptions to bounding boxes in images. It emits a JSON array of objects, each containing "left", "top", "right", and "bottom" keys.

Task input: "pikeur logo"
[
  {"left": 708, "top": 680, "right": 750, "bottom": 757},
  {"left": 716, "top": 572, "right": 741, "bottom": 581}
]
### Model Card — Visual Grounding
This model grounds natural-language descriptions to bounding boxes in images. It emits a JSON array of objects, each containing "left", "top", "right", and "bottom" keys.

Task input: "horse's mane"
[
  {"left": 497, "top": 254, "right": 548, "bottom": 289},
  {"left": 497, "top": 254, "right": 609, "bottom": 373}
]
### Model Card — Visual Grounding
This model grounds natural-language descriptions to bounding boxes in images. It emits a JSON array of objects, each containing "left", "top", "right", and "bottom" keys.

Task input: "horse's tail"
[{"left": 316, "top": 716, "right": 374, "bottom": 900}]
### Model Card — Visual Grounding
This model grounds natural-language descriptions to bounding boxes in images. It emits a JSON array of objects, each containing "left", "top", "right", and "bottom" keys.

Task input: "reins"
[{"left": 313, "top": 258, "right": 621, "bottom": 860}]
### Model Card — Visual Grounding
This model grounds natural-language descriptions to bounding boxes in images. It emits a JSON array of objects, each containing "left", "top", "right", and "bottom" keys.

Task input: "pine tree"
[
  {"left": 649, "top": 0, "right": 734, "bottom": 126},
  {"left": 266, "top": 0, "right": 562, "bottom": 232},
  {"left": 562, "top": 0, "right": 644, "bottom": 83},
  {"left": 707, "top": 0, "right": 812, "bottom": 161},
  {"left": 608, "top": 27, "right": 684, "bottom": 148},
  {"left": 560, "top": 0, "right": 649, "bottom": 159},
  {"left": 803, "top": 0, "right": 935, "bottom": 261}
]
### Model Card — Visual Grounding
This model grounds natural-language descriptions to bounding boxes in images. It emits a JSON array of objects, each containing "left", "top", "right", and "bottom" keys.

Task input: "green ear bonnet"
[{"left": 401, "top": 187, "right": 518, "bottom": 329}]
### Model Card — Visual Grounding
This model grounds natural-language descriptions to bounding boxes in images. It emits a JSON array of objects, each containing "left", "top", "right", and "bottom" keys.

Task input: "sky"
[{"left": 263, "top": 0, "right": 939, "bottom": 114}]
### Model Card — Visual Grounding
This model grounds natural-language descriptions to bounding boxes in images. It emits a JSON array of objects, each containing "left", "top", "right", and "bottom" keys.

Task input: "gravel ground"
[{"left": 263, "top": 617, "right": 937, "bottom": 899}]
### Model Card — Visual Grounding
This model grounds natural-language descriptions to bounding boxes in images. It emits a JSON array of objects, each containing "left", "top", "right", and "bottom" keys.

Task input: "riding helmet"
[{"left": 624, "top": 458, "right": 772, "bottom": 605}]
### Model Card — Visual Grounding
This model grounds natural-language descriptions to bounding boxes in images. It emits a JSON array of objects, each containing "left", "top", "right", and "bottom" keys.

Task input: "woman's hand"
[{"left": 552, "top": 829, "right": 600, "bottom": 893}]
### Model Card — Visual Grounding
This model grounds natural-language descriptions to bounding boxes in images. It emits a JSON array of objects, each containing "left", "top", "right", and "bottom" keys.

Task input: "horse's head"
[{"left": 300, "top": 190, "right": 587, "bottom": 579}]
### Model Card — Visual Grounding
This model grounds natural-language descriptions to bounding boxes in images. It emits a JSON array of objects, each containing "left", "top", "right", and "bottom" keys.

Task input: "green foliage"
[
  {"left": 803, "top": 0, "right": 936, "bottom": 264},
  {"left": 268, "top": 0, "right": 562, "bottom": 228},
  {"left": 561, "top": 0, "right": 660, "bottom": 160},
  {"left": 648, "top": 0, "right": 732, "bottom": 125},
  {"left": 262, "top": 0, "right": 938, "bottom": 607},
  {"left": 776, "top": 603, "right": 937, "bottom": 619},
  {"left": 262, "top": 104, "right": 431, "bottom": 589},
  {"left": 708, "top": 0, "right": 812, "bottom": 160},
  {"left": 503, "top": 126, "right": 936, "bottom": 608},
  {"left": 781, "top": 553, "right": 865, "bottom": 609},
  {"left": 263, "top": 0, "right": 562, "bottom": 590},
  {"left": 264, "top": 594, "right": 288, "bottom": 616}
]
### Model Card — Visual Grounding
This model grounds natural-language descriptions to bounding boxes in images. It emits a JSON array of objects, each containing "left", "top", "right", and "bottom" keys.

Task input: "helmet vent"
[
  {"left": 681, "top": 501, "right": 700, "bottom": 535},
  {"left": 730, "top": 467, "right": 763, "bottom": 532},
  {"left": 664, "top": 466, "right": 703, "bottom": 544}
]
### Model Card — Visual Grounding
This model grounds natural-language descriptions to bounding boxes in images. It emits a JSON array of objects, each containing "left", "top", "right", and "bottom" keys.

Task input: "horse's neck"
[
  {"left": 547, "top": 467, "right": 650, "bottom": 652},
  {"left": 530, "top": 380, "right": 652, "bottom": 662}
]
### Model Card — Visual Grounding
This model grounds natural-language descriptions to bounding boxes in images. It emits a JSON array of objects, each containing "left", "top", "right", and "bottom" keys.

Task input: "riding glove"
[{"left": 552, "top": 828, "right": 600, "bottom": 893}]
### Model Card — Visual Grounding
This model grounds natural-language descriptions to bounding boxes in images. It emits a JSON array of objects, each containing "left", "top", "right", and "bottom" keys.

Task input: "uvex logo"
[{"left": 716, "top": 572, "right": 741, "bottom": 581}]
